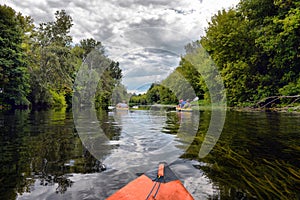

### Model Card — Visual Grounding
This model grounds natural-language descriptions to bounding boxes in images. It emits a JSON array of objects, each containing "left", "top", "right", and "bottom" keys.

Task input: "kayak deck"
[{"left": 107, "top": 163, "right": 194, "bottom": 200}]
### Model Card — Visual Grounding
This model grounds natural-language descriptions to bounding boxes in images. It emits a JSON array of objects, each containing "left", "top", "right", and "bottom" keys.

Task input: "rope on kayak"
[
  {"left": 145, "top": 177, "right": 159, "bottom": 200},
  {"left": 145, "top": 164, "right": 165, "bottom": 200},
  {"left": 152, "top": 181, "right": 161, "bottom": 199},
  {"left": 145, "top": 176, "right": 164, "bottom": 200}
]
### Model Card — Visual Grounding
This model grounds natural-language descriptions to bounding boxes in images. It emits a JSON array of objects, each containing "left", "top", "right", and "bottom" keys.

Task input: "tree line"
[
  {"left": 2, "top": 0, "right": 300, "bottom": 109},
  {"left": 0, "top": 5, "right": 123, "bottom": 109},
  {"left": 131, "top": 0, "right": 300, "bottom": 108}
]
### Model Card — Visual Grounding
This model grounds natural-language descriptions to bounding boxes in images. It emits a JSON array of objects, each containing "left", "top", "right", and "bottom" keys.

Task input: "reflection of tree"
[
  {"left": 37, "top": 158, "right": 74, "bottom": 194},
  {"left": 181, "top": 111, "right": 300, "bottom": 199},
  {"left": 0, "top": 110, "right": 32, "bottom": 199},
  {"left": 161, "top": 112, "right": 180, "bottom": 135},
  {"left": 96, "top": 109, "right": 121, "bottom": 141},
  {"left": 162, "top": 112, "right": 199, "bottom": 151},
  {"left": 0, "top": 108, "right": 113, "bottom": 198}
]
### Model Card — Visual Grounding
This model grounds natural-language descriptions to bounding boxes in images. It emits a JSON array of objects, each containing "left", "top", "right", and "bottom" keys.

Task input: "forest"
[{"left": 1, "top": 0, "right": 300, "bottom": 109}]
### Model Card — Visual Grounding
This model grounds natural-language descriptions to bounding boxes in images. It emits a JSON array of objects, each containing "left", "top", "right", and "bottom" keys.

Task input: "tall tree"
[
  {"left": 38, "top": 10, "right": 73, "bottom": 47},
  {"left": 73, "top": 47, "right": 123, "bottom": 109},
  {"left": 30, "top": 10, "right": 77, "bottom": 107},
  {"left": 0, "top": 5, "right": 30, "bottom": 107}
]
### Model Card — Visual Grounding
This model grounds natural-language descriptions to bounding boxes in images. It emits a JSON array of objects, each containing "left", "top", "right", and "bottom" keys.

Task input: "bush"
[{"left": 49, "top": 90, "right": 66, "bottom": 108}]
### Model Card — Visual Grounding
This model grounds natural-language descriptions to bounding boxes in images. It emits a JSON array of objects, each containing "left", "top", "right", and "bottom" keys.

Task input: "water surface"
[{"left": 0, "top": 109, "right": 299, "bottom": 199}]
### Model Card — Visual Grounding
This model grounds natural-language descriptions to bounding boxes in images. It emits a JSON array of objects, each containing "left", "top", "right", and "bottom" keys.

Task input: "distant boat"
[
  {"left": 116, "top": 107, "right": 129, "bottom": 111},
  {"left": 116, "top": 102, "right": 129, "bottom": 111},
  {"left": 176, "top": 106, "right": 193, "bottom": 112},
  {"left": 107, "top": 163, "right": 194, "bottom": 200}
]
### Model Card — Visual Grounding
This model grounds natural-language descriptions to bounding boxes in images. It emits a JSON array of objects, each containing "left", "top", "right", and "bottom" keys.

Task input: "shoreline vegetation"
[
  {"left": 1, "top": 0, "right": 300, "bottom": 112},
  {"left": 116, "top": 102, "right": 300, "bottom": 113}
]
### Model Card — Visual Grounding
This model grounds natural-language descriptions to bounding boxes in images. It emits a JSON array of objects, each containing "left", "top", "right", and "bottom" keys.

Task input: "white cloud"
[{"left": 0, "top": 0, "right": 239, "bottom": 91}]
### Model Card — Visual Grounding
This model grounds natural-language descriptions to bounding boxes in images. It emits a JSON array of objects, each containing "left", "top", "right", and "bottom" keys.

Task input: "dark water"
[{"left": 0, "top": 108, "right": 300, "bottom": 199}]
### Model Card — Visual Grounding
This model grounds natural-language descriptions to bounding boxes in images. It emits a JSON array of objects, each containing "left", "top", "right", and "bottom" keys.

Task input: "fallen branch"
[{"left": 257, "top": 95, "right": 300, "bottom": 108}]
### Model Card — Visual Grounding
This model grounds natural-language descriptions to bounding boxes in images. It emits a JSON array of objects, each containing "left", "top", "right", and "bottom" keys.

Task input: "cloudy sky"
[{"left": 1, "top": 0, "right": 239, "bottom": 92}]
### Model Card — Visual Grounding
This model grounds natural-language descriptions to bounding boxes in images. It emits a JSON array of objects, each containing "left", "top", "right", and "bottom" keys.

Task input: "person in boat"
[
  {"left": 177, "top": 100, "right": 183, "bottom": 109},
  {"left": 179, "top": 99, "right": 186, "bottom": 108},
  {"left": 183, "top": 99, "right": 191, "bottom": 109},
  {"left": 116, "top": 101, "right": 128, "bottom": 108}
]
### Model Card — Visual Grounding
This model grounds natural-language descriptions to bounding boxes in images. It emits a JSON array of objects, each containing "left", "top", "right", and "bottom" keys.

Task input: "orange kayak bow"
[{"left": 107, "top": 163, "right": 194, "bottom": 200}]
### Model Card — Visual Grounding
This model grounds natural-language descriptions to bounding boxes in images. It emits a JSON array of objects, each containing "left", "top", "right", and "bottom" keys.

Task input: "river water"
[{"left": 0, "top": 108, "right": 299, "bottom": 199}]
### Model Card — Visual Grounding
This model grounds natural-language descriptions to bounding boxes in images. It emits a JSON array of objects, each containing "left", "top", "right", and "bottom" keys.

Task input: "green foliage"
[
  {"left": 49, "top": 90, "right": 67, "bottom": 108},
  {"left": 79, "top": 38, "right": 104, "bottom": 59},
  {"left": 4, "top": 0, "right": 300, "bottom": 109},
  {"left": 130, "top": 93, "right": 148, "bottom": 105},
  {"left": 38, "top": 10, "right": 73, "bottom": 47},
  {"left": 73, "top": 49, "right": 123, "bottom": 109},
  {"left": 176, "top": 58, "right": 203, "bottom": 98},
  {"left": 199, "top": 0, "right": 300, "bottom": 106},
  {"left": 146, "top": 84, "right": 160, "bottom": 103},
  {"left": 146, "top": 83, "right": 177, "bottom": 105},
  {"left": 0, "top": 5, "right": 30, "bottom": 107},
  {"left": 128, "top": 83, "right": 177, "bottom": 105},
  {"left": 163, "top": 69, "right": 197, "bottom": 101},
  {"left": 238, "top": 0, "right": 278, "bottom": 23},
  {"left": 28, "top": 10, "right": 78, "bottom": 108},
  {"left": 279, "top": 78, "right": 300, "bottom": 96},
  {"left": 112, "top": 84, "right": 130, "bottom": 105},
  {"left": 184, "top": 43, "right": 226, "bottom": 104},
  {"left": 95, "top": 60, "right": 122, "bottom": 109},
  {"left": 0, "top": 6, "right": 123, "bottom": 109}
]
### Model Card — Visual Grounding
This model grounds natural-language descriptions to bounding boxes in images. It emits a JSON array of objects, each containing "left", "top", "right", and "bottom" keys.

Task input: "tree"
[
  {"left": 79, "top": 38, "right": 104, "bottom": 59},
  {"left": 129, "top": 93, "right": 148, "bottom": 105},
  {"left": 95, "top": 60, "right": 123, "bottom": 108},
  {"left": 0, "top": 5, "right": 30, "bottom": 107},
  {"left": 111, "top": 84, "right": 129, "bottom": 105},
  {"left": 30, "top": 10, "right": 78, "bottom": 107},
  {"left": 144, "top": 83, "right": 177, "bottom": 105},
  {"left": 73, "top": 48, "right": 123, "bottom": 109},
  {"left": 37, "top": 10, "right": 73, "bottom": 47},
  {"left": 184, "top": 43, "right": 226, "bottom": 104},
  {"left": 255, "top": 1, "right": 300, "bottom": 91}
]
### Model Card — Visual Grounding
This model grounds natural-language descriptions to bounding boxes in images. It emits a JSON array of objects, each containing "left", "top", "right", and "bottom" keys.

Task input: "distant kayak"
[
  {"left": 116, "top": 107, "right": 129, "bottom": 111},
  {"left": 176, "top": 106, "right": 193, "bottom": 112},
  {"left": 107, "top": 163, "right": 194, "bottom": 200},
  {"left": 116, "top": 102, "right": 129, "bottom": 110}
]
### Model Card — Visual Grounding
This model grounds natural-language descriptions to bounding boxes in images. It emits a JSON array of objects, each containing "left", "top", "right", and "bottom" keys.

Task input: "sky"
[{"left": 0, "top": 0, "right": 239, "bottom": 93}]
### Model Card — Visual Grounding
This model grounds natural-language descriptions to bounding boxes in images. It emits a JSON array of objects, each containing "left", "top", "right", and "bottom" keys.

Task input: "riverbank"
[{"left": 228, "top": 105, "right": 300, "bottom": 113}]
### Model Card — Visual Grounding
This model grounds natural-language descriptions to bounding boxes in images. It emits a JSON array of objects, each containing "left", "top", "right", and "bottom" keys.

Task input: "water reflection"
[
  {"left": 103, "top": 109, "right": 199, "bottom": 173},
  {"left": 183, "top": 111, "right": 300, "bottom": 199},
  {"left": 0, "top": 109, "right": 109, "bottom": 199},
  {"left": 1, "top": 109, "right": 300, "bottom": 199}
]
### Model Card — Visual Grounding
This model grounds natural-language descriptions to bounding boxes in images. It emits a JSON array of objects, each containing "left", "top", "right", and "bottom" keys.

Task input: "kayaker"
[
  {"left": 183, "top": 99, "right": 191, "bottom": 108},
  {"left": 180, "top": 99, "right": 186, "bottom": 108},
  {"left": 178, "top": 99, "right": 183, "bottom": 108}
]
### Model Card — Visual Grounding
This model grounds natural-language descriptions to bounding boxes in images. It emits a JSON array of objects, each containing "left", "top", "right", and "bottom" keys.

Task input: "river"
[{"left": 0, "top": 108, "right": 299, "bottom": 199}]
